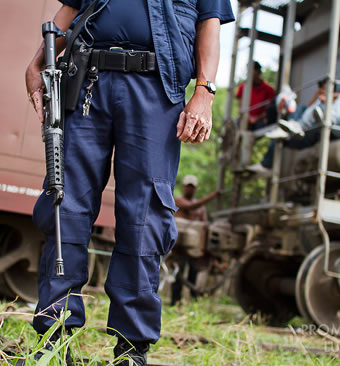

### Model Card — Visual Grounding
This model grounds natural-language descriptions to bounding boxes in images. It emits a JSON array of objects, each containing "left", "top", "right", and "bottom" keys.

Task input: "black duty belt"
[{"left": 90, "top": 48, "right": 157, "bottom": 73}]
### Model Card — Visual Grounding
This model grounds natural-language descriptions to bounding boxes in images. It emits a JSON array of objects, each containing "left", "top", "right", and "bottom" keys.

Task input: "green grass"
[{"left": 0, "top": 294, "right": 339, "bottom": 365}]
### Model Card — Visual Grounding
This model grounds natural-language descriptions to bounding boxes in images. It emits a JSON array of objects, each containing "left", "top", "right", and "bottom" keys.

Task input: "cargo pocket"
[
  {"left": 33, "top": 190, "right": 91, "bottom": 246},
  {"left": 114, "top": 179, "right": 178, "bottom": 256},
  {"left": 149, "top": 179, "right": 178, "bottom": 255}
]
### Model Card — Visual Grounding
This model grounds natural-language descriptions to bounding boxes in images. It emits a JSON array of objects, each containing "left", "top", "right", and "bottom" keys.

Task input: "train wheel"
[
  {"left": 295, "top": 245, "right": 323, "bottom": 322},
  {"left": 302, "top": 243, "right": 340, "bottom": 335},
  {"left": 0, "top": 226, "right": 17, "bottom": 298},
  {"left": 232, "top": 246, "right": 302, "bottom": 325},
  {"left": 0, "top": 224, "right": 42, "bottom": 303},
  {"left": 0, "top": 220, "right": 96, "bottom": 303}
]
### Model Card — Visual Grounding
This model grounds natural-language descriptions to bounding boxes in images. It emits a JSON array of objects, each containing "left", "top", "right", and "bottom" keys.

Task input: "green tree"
[
  {"left": 236, "top": 67, "right": 277, "bottom": 88},
  {"left": 262, "top": 67, "right": 277, "bottom": 89}
]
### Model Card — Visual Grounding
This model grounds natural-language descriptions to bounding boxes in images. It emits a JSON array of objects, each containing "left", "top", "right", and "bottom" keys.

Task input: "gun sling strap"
[
  {"left": 59, "top": 0, "right": 99, "bottom": 122},
  {"left": 59, "top": 0, "right": 99, "bottom": 72}
]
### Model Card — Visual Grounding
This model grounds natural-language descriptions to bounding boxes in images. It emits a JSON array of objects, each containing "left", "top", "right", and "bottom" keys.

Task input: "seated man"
[
  {"left": 265, "top": 84, "right": 297, "bottom": 126},
  {"left": 236, "top": 61, "right": 275, "bottom": 130},
  {"left": 248, "top": 91, "right": 340, "bottom": 176},
  {"left": 308, "top": 78, "right": 327, "bottom": 107}
]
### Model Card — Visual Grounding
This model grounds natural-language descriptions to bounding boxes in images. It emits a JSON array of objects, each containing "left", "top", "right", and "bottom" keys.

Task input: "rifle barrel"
[{"left": 41, "top": 21, "right": 65, "bottom": 277}]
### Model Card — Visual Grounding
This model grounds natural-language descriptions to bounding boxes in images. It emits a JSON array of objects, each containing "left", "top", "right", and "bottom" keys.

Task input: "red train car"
[{"left": 0, "top": 1, "right": 115, "bottom": 302}]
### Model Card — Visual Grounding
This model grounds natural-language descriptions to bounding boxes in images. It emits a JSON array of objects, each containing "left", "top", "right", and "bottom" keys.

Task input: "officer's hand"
[
  {"left": 176, "top": 87, "right": 213, "bottom": 143},
  {"left": 26, "top": 63, "right": 44, "bottom": 123}
]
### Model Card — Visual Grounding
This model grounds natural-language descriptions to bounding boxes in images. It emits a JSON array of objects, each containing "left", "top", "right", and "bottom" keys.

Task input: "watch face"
[
  {"left": 196, "top": 80, "right": 216, "bottom": 94},
  {"left": 208, "top": 81, "right": 217, "bottom": 94}
]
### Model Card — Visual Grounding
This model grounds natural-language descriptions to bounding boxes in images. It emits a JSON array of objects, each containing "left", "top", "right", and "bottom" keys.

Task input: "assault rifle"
[{"left": 41, "top": 21, "right": 65, "bottom": 276}]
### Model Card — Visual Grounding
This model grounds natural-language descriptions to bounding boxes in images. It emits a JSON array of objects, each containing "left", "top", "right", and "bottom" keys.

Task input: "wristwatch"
[{"left": 196, "top": 80, "right": 217, "bottom": 95}]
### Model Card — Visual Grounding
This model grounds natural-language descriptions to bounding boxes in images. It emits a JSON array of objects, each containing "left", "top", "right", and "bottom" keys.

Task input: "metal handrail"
[
  {"left": 276, "top": 170, "right": 319, "bottom": 184},
  {"left": 326, "top": 170, "right": 340, "bottom": 179}
]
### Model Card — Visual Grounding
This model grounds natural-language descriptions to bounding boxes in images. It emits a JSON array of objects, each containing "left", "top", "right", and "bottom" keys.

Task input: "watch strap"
[
  {"left": 196, "top": 80, "right": 216, "bottom": 94},
  {"left": 196, "top": 80, "right": 209, "bottom": 87}
]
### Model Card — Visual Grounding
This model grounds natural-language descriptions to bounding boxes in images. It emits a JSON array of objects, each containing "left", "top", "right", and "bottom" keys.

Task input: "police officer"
[{"left": 25, "top": 0, "right": 234, "bottom": 364}]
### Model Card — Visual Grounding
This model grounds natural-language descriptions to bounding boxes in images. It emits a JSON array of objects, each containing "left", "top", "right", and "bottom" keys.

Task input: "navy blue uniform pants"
[{"left": 32, "top": 71, "right": 183, "bottom": 343}]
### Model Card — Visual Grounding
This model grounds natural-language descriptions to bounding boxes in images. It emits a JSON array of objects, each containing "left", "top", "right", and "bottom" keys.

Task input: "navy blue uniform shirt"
[
  {"left": 88, "top": 0, "right": 153, "bottom": 49},
  {"left": 58, "top": 0, "right": 235, "bottom": 103}
]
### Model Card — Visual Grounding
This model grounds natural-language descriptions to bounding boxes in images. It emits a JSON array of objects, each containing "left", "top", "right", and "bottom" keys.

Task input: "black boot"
[
  {"left": 35, "top": 330, "right": 73, "bottom": 365},
  {"left": 16, "top": 329, "right": 73, "bottom": 366},
  {"left": 114, "top": 338, "right": 149, "bottom": 366}
]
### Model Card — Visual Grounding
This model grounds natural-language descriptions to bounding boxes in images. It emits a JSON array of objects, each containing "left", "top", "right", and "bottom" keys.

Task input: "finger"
[
  {"left": 198, "top": 129, "right": 207, "bottom": 143},
  {"left": 192, "top": 117, "right": 211, "bottom": 143},
  {"left": 31, "top": 90, "right": 44, "bottom": 123},
  {"left": 179, "top": 113, "right": 198, "bottom": 142},
  {"left": 189, "top": 120, "right": 204, "bottom": 142},
  {"left": 176, "top": 111, "right": 186, "bottom": 137},
  {"left": 205, "top": 120, "right": 212, "bottom": 140},
  {"left": 191, "top": 131, "right": 204, "bottom": 144},
  {"left": 192, "top": 128, "right": 207, "bottom": 144}
]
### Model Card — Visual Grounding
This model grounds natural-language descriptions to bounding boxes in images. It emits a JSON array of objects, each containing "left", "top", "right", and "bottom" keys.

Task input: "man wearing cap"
[
  {"left": 170, "top": 175, "right": 219, "bottom": 305},
  {"left": 175, "top": 175, "right": 219, "bottom": 221},
  {"left": 236, "top": 61, "right": 275, "bottom": 130}
]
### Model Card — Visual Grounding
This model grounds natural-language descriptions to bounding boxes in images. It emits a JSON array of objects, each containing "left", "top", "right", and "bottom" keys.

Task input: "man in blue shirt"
[{"left": 25, "top": 1, "right": 234, "bottom": 364}]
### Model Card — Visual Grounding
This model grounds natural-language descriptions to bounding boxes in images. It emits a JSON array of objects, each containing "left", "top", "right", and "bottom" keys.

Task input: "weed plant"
[{"left": 0, "top": 294, "right": 338, "bottom": 365}]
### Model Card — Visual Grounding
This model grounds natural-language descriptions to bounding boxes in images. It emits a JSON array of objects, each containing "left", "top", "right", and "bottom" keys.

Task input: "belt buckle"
[
  {"left": 109, "top": 46, "right": 124, "bottom": 52},
  {"left": 125, "top": 51, "right": 147, "bottom": 72}
]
